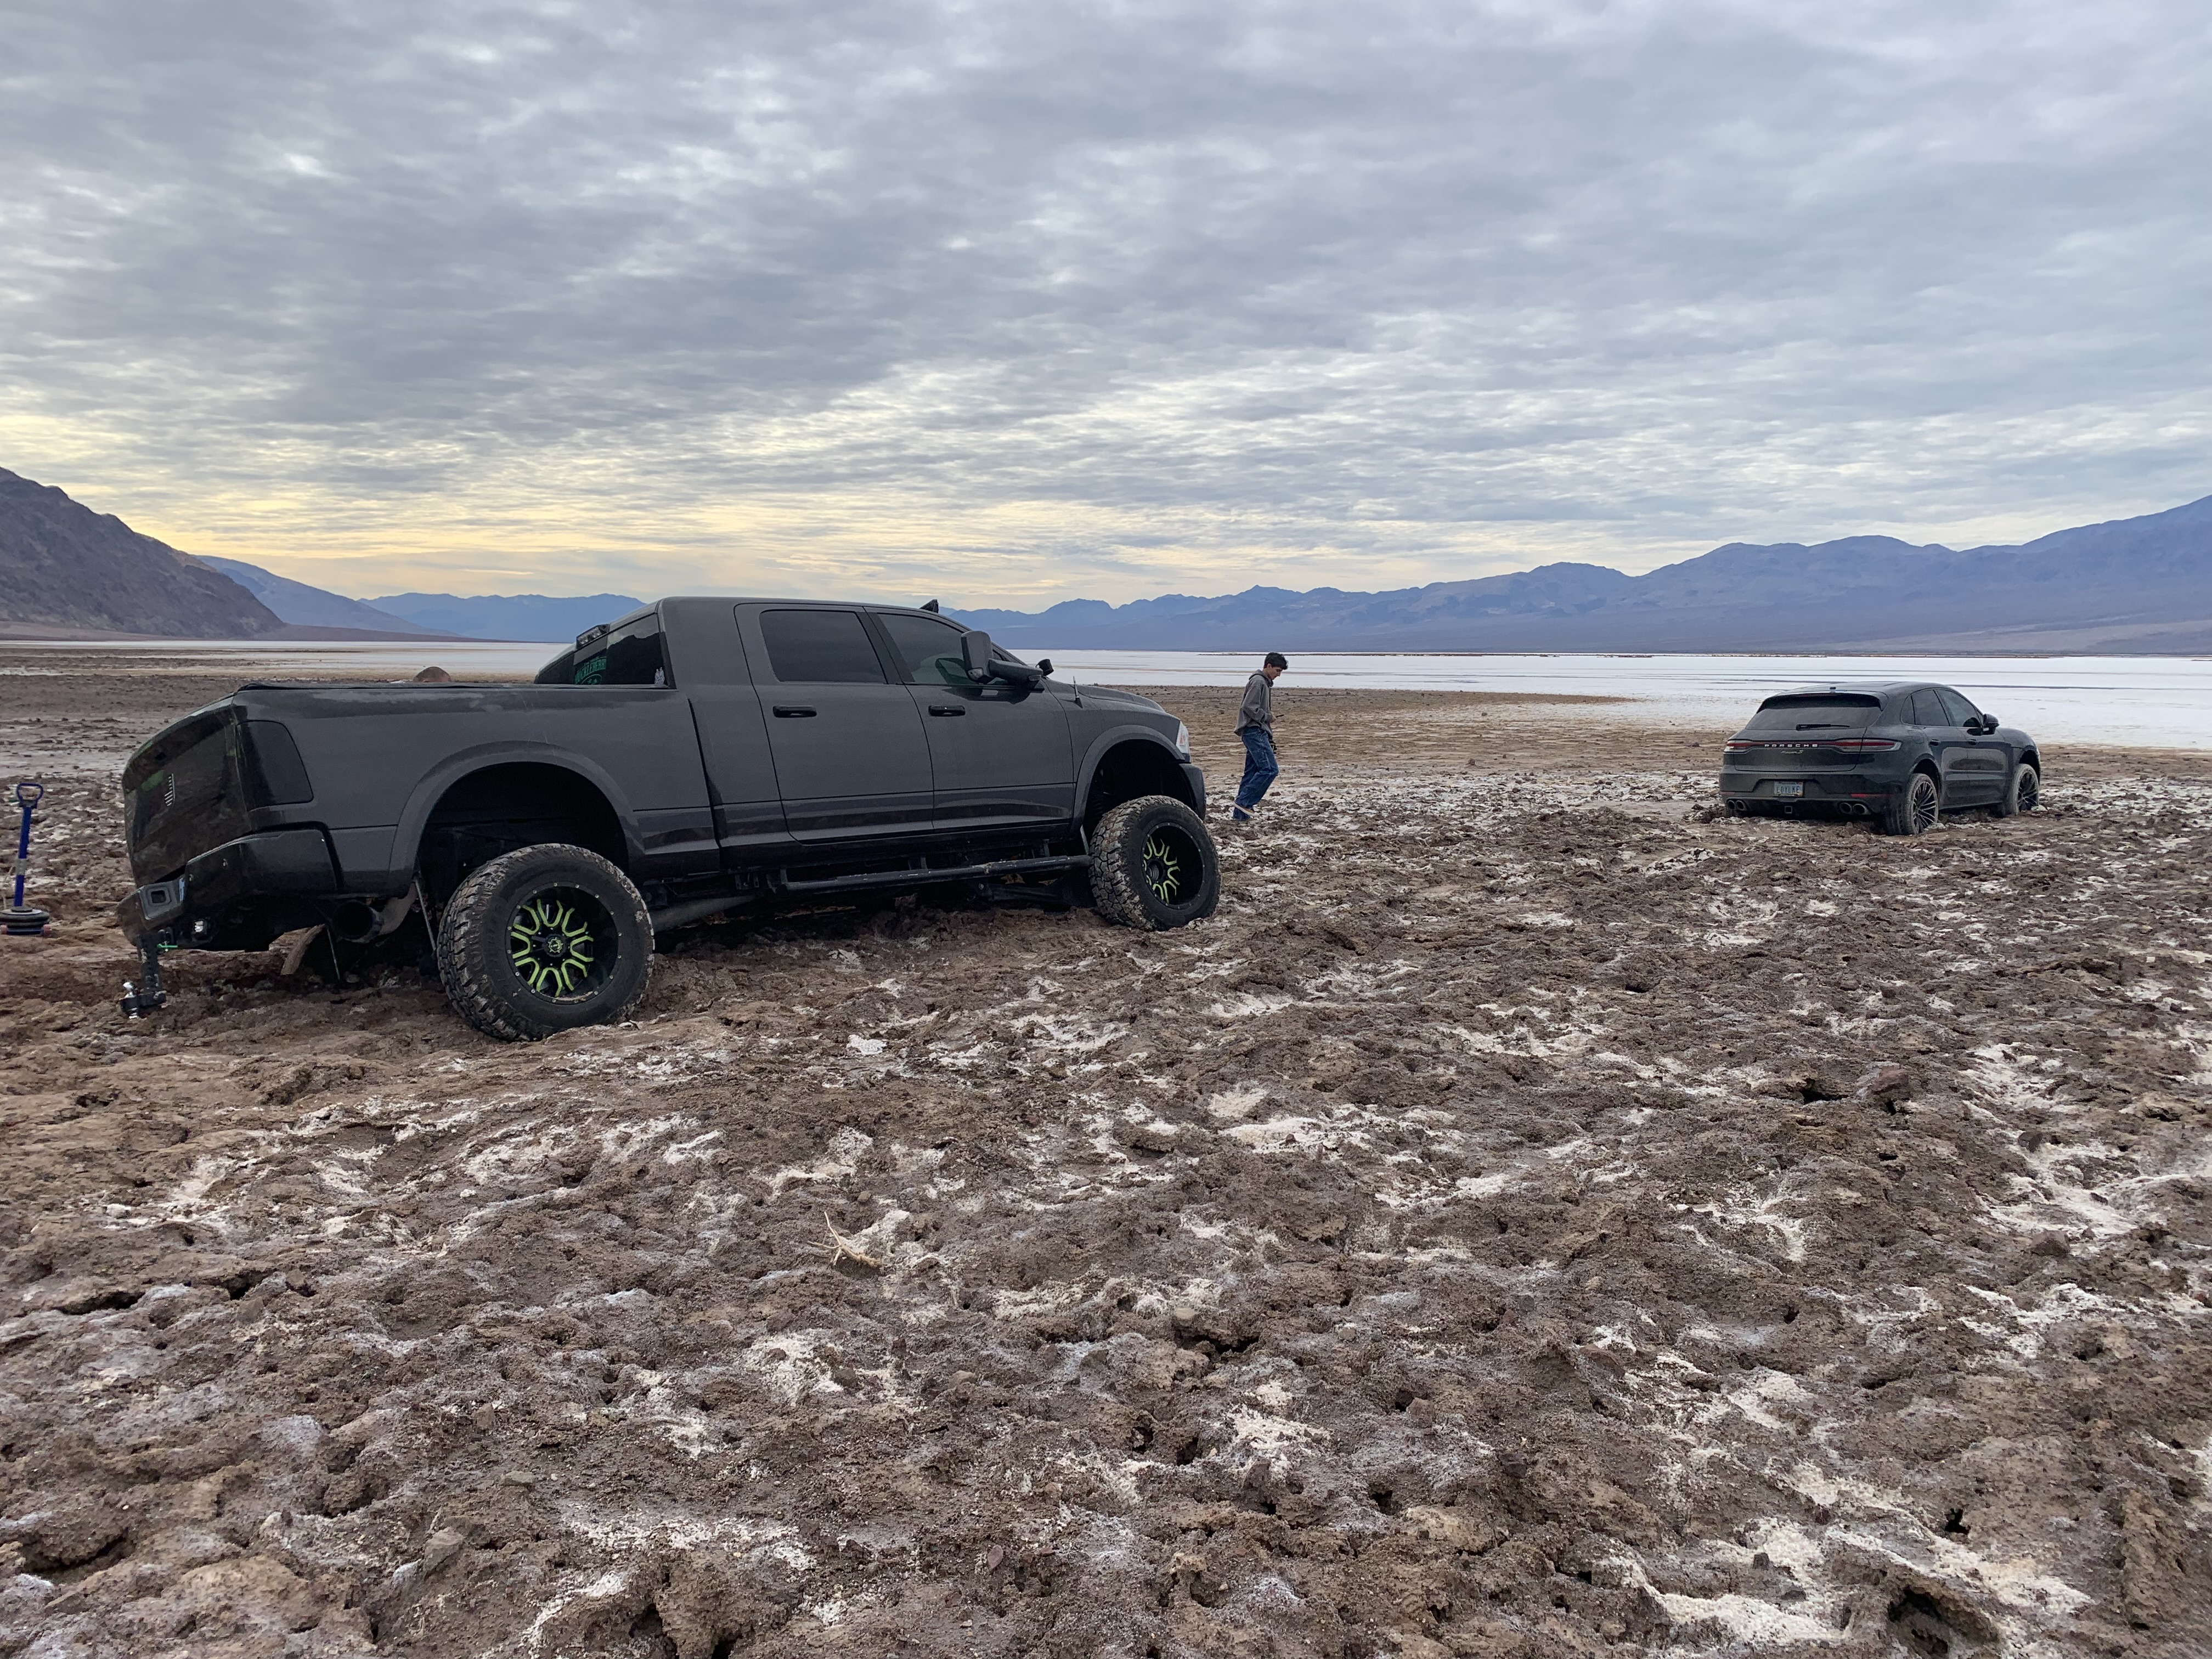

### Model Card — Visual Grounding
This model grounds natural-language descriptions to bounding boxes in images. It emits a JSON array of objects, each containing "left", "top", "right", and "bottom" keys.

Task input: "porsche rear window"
[{"left": 1744, "top": 695, "right": 1880, "bottom": 732}]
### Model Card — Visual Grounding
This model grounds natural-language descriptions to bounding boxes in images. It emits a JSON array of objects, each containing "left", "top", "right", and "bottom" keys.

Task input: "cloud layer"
[{"left": 4, "top": 0, "right": 2205, "bottom": 603}]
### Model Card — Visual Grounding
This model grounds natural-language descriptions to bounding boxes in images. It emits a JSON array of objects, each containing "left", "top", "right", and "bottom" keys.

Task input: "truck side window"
[
  {"left": 876, "top": 612, "right": 971, "bottom": 685},
  {"left": 571, "top": 619, "right": 668, "bottom": 686},
  {"left": 761, "top": 610, "right": 887, "bottom": 683},
  {"left": 1936, "top": 689, "right": 1980, "bottom": 727}
]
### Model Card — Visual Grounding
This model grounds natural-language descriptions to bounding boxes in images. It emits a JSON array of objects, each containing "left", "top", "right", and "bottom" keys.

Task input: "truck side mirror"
[
  {"left": 961, "top": 630, "right": 993, "bottom": 683},
  {"left": 1036, "top": 658, "right": 1053, "bottom": 678}
]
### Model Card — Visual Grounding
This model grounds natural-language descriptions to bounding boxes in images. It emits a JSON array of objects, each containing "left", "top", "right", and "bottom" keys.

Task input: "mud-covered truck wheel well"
[
  {"left": 1082, "top": 738, "right": 1200, "bottom": 834},
  {"left": 415, "top": 763, "right": 626, "bottom": 906}
]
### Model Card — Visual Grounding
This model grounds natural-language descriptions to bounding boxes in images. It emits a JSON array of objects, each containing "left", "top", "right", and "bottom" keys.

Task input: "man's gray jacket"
[{"left": 1237, "top": 671, "right": 1273, "bottom": 733}]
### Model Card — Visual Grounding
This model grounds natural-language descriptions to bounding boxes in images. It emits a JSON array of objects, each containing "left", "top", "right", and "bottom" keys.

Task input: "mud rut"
[{"left": 1, "top": 669, "right": 2209, "bottom": 1659}]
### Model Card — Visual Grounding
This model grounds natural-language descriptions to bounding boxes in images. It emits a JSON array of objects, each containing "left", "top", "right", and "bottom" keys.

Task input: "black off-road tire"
[
  {"left": 1996, "top": 762, "right": 2040, "bottom": 817},
  {"left": 1090, "top": 796, "right": 1220, "bottom": 931},
  {"left": 435, "top": 843, "right": 653, "bottom": 1041},
  {"left": 1882, "top": 772, "right": 1940, "bottom": 837}
]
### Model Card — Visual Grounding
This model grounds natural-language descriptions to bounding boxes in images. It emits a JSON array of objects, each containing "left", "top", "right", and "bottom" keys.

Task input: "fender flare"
[
  {"left": 392, "top": 741, "right": 642, "bottom": 875},
  {"left": 1074, "top": 726, "right": 1195, "bottom": 821}
]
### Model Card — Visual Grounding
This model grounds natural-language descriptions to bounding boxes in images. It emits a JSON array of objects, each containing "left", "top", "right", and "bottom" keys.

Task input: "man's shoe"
[{"left": 1231, "top": 808, "right": 1252, "bottom": 823}]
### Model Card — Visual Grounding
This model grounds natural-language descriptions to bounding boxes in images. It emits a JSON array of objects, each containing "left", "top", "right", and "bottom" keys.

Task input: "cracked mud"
[{"left": 2, "top": 659, "right": 2209, "bottom": 1658}]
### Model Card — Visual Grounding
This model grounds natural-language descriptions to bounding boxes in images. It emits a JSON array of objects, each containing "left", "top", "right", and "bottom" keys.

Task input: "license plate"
[{"left": 1772, "top": 781, "right": 1804, "bottom": 798}]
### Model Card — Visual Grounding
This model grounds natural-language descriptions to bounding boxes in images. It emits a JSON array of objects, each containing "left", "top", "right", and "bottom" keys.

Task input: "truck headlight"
[{"left": 1171, "top": 721, "right": 1190, "bottom": 760}]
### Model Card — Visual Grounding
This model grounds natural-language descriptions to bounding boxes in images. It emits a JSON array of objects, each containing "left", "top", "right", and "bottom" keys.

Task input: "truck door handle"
[
  {"left": 927, "top": 705, "right": 967, "bottom": 716},
  {"left": 772, "top": 706, "right": 817, "bottom": 718}
]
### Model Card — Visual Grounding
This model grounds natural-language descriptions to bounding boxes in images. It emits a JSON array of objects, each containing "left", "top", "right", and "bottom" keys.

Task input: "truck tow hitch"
[{"left": 120, "top": 936, "right": 171, "bottom": 1019}]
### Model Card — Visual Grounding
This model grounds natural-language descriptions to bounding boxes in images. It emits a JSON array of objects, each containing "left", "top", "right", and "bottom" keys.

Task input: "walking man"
[{"left": 1232, "top": 652, "right": 1288, "bottom": 823}]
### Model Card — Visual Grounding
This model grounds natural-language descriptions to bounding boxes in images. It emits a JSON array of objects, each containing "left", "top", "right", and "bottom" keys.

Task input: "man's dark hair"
[{"left": 1264, "top": 651, "right": 1288, "bottom": 669}]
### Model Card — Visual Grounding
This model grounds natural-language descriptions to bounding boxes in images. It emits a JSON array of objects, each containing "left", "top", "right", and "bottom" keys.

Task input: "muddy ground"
[{"left": 1, "top": 653, "right": 2208, "bottom": 1658}]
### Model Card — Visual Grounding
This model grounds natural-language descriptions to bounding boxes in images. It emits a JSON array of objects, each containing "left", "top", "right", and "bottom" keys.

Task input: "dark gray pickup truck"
[{"left": 119, "top": 598, "right": 1216, "bottom": 1038}]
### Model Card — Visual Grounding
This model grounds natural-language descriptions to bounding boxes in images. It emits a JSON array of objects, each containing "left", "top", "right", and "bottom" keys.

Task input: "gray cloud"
[{"left": 2, "top": 0, "right": 2205, "bottom": 602}]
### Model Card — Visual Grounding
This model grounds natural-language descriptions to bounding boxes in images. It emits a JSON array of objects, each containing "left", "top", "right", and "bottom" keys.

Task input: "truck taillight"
[
  {"left": 242, "top": 721, "right": 315, "bottom": 806},
  {"left": 1827, "top": 739, "right": 1900, "bottom": 752}
]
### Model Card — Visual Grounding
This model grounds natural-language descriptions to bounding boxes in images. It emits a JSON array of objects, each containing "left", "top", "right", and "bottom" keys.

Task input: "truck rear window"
[{"left": 552, "top": 619, "right": 667, "bottom": 686}]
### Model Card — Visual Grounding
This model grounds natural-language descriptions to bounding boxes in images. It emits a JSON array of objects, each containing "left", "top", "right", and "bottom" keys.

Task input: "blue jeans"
[{"left": 1235, "top": 727, "right": 1279, "bottom": 812}]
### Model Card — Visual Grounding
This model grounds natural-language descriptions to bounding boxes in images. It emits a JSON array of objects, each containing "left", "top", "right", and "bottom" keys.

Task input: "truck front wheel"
[
  {"left": 1090, "top": 796, "right": 1220, "bottom": 930},
  {"left": 435, "top": 843, "right": 653, "bottom": 1040}
]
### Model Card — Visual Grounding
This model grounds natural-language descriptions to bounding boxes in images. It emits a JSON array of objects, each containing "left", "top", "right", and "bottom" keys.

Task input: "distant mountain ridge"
[
  {"left": 5, "top": 464, "right": 2206, "bottom": 651},
  {"left": 0, "top": 467, "right": 279, "bottom": 637},
  {"left": 197, "top": 555, "right": 458, "bottom": 637},
  {"left": 176, "top": 554, "right": 640, "bottom": 642},
  {"left": 951, "top": 495, "right": 2212, "bottom": 654},
  {"left": 368, "top": 592, "right": 645, "bottom": 642},
  {"left": 0, "top": 466, "right": 641, "bottom": 641}
]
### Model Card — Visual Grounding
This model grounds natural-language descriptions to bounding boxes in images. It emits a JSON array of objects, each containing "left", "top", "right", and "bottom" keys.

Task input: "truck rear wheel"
[
  {"left": 435, "top": 843, "right": 653, "bottom": 1040},
  {"left": 1090, "top": 796, "right": 1220, "bottom": 931}
]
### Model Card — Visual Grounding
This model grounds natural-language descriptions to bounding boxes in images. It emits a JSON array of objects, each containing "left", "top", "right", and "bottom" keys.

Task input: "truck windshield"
[{"left": 1743, "top": 695, "right": 1880, "bottom": 732}]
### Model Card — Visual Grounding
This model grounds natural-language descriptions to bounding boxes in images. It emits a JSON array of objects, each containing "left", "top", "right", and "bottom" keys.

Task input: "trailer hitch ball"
[{"left": 120, "top": 937, "right": 170, "bottom": 1019}]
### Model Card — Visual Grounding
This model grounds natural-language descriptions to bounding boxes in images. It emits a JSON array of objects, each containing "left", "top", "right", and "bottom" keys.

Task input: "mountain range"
[
  {"left": 195, "top": 565, "right": 645, "bottom": 643},
  {"left": 0, "top": 467, "right": 281, "bottom": 637},
  {"left": 365, "top": 592, "right": 647, "bottom": 643},
  {"left": 196, "top": 554, "right": 456, "bottom": 636},
  {"left": 3, "top": 464, "right": 2206, "bottom": 651},
  {"left": 0, "top": 470, "right": 641, "bottom": 640},
  {"left": 950, "top": 494, "right": 2212, "bottom": 654}
]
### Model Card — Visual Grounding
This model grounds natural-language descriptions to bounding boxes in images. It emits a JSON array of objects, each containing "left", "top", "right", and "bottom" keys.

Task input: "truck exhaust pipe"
[{"left": 329, "top": 900, "right": 382, "bottom": 944}]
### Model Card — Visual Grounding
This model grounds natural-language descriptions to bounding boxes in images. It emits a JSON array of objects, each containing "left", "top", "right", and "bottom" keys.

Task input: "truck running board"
[
  {"left": 777, "top": 852, "right": 1090, "bottom": 896},
  {"left": 648, "top": 853, "right": 1091, "bottom": 935}
]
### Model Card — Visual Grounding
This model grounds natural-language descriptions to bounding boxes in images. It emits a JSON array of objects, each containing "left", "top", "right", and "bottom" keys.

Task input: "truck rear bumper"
[{"left": 123, "top": 828, "right": 338, "bottom": 939}]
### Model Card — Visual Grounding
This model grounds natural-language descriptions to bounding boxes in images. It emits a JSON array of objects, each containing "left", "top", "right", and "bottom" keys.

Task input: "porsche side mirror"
[{"left": 1036, "top": 658, "right": 1054, "bottom": 678}]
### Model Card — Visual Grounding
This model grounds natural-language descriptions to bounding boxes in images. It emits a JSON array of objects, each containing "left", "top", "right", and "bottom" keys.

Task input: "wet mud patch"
[{"left": 2, "top": 667, "right": 2210, "bottom": 1656}]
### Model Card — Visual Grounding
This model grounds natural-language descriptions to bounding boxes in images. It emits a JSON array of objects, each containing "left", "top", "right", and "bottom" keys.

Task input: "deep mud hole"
[{"left": 1, "top": 666, "right": 2209, "bottom": 1658}]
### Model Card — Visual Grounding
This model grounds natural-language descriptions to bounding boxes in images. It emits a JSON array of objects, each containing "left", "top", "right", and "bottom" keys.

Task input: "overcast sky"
[{"left": 3, "top": 0, "right": 2205, "bottom": 606}]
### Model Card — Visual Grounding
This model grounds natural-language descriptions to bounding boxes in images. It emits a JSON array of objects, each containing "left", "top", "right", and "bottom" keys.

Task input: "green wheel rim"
[
  {"left": 1141, "top": 824, "right": 1201, "bottom": 905},
  {"left": 508, "top": 885, "right": 618, "bottom": 1001}
]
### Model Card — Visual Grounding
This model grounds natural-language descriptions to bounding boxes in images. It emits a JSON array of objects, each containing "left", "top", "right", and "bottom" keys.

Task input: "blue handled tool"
[{"left": 3, "top": 780, "right": 50, "bottom": 936}]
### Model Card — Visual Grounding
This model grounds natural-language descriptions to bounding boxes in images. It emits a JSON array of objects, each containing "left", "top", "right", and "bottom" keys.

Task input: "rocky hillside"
[{"left": 0, "top": 468, "right": 278, "bottom": 637}]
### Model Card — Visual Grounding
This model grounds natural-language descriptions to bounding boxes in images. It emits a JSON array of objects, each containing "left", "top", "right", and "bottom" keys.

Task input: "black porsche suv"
[{"left": 1718, "top": 682, "right": 2040, "bottom": 835}]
